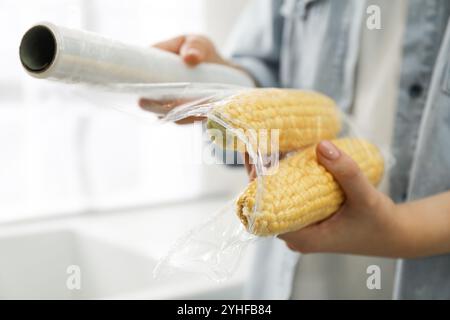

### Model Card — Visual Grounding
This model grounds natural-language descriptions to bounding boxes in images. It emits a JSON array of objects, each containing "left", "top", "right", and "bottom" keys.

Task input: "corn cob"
[
  {"left": 236, "top": 138, "right": 384, "bottom": 236},
  {"left": 206, "top": 88, "right": 341, "bottom": 153}
]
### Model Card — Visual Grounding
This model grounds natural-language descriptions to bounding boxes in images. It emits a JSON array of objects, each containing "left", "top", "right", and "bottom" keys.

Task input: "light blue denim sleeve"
[{"left": 226, "top": 0, "right": 284, "bottom": 88}]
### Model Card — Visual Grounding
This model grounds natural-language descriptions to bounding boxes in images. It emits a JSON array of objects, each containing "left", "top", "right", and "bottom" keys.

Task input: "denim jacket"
[{"left": 228, "top": 0, "right": 450, "bottom": 299}]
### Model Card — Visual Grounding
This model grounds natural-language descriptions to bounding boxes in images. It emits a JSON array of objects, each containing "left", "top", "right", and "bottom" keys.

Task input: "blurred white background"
[
  {"left": 0, "top": 0, "right": 396, "bottom": 300},
  {"left": 0, "top": 0, "right": 249, "bottom": 222}
]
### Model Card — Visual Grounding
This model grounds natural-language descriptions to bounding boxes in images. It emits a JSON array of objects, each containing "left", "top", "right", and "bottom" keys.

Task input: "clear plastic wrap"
[
  {"left": 151, "top": 87, "right": 394, "bottom": 281},
  {"left": 19, "top": 22, "right": 254, "bottom": 87},
  {"left": 153, "top": 200, "right": 256, "bottom": 281},
  {"left": 19, "top": 77, "right": 394, "bottom": 280}
]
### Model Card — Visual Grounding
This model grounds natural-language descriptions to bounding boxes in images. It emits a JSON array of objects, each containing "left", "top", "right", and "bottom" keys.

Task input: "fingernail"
[
  {"left": 318, "top": 140, "right": 340, "bottom": 160},
  {"left": 183, "top": 49, "right": 201, "bottom": 65}
]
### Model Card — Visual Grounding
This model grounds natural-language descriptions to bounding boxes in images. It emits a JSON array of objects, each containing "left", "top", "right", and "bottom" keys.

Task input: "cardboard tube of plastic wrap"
[{"left": 19, "top": 22, "right": 254, "bottom": 87}]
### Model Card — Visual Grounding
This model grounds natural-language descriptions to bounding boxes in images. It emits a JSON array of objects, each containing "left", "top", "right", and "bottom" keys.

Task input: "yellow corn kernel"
[
  {"left": 206, "top": 88, "right": 341, "bottom": 153},
  {"left": 236, "top": 138, "right": 384, "bottom": 236}
]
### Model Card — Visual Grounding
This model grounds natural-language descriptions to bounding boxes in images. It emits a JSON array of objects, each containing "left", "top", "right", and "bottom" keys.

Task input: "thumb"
[
  {"left": 179, "top": 35, "right": 213, "bottom": 66},
  {"left": 152, "top": 35, "right": 186, "bottom": 54},
  {"left": 316, "top": 140, "right": 375, "bottom": 206}
]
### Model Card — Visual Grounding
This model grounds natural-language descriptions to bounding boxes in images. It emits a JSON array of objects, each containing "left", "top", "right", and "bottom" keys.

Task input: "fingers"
[
  {"left": 152, "top": 35, "right": 186, "bottom": 54},
  {"left": 316, "top": 140, "right": 376, "bottom": 206},
  {"left": 278, "top": 141, "right": 383, "bottom": 255},
  {"left": 278, "top": 224, "right": 324, "bottom": 253},
  {"left": 173, "top": 116, "right": 206, "bottom": 124},
  {"left": 139, "top": 97, "right": 196, "bottom": 113},
  {"left": 138, "top": 98, "right": 173, "bottom": 115},
  {"left": 244, "top": 153, "right": 252, "bottom": 174},
  {"left": 248, "top": 166, "right": 256, "bottom": 181},
  {"left": 138, "top": 98, "right": 205, "bottom": 124},
  {"left": 179, "top": 35, "right": 213, "bottom": 66},
  {"left": 243, "top": 153, "right": 257, "bottom": 181},
  {"left": 142, "top": 35, "right": 219, "bottom": 121},
  {"left": 153, "top": 35, "right": 218, "bottom": 66},
  {"left": 152, "top": 35, "right": 208, "bottom": 65}
]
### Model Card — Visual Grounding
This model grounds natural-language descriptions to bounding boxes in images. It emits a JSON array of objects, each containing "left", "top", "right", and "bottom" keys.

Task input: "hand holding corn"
[
  {"left": 237, "top": 138, "right": 384, "bottom": 236},
  {"left": 207, "top": 88, "right": 384, "bottom": 236},
  {"left": 278, "top": 140, "right": 403, "bottom": 257},
  {"left": 213, "top": 89, "right": 450, "bottom": 258},
  {"left": 279, "top": 140, "right": 450, "bottom": 259}
]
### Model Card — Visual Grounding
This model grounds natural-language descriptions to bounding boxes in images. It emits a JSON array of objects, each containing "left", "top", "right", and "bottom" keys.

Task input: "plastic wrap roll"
[{"left": 19, "top": 22, "right": 254, "bottom": 87}]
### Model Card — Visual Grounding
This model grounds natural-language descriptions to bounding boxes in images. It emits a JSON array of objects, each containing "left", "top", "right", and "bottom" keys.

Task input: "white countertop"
[{"left": 0, "top": 196, "right": 255, "bottom": 299}]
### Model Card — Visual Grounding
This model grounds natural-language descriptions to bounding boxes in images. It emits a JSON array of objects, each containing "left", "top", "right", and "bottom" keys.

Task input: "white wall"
[
  {"left": 0, "top": 0, "right": 249, "bottom": 222},
  {"left": 201, "top": 0, "right": 250, "bottom": 49}
]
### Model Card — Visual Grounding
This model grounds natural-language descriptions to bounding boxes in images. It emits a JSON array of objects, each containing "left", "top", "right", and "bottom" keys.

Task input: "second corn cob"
[
  {"left": 206, "top": 88, "right": 341, "bottom": 153},
  {"left": 236, "top": 138, "right": 384, "bottom": 236}
]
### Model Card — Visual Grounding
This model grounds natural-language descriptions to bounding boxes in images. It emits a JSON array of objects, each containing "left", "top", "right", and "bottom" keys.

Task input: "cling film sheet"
[
  {"left": 20, "top": 22, "right": 254, "bottom": 87},
  {"left": 18, "top": 78, "right": 394, "bottom": 280},
  {"left": 151, "top": 87, "right": 395, "bottom": 281}
]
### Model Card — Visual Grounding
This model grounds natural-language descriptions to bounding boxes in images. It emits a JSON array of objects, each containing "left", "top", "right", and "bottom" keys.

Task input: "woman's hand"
[
  {"left": 138, "top": 35, "right": 243, "bottom": 124},
  {"left": 152, "top": 35, "right": 229, "bottom": 66},
  {"left": 278, "top": 140, "right": 411, "bottom": 258}
]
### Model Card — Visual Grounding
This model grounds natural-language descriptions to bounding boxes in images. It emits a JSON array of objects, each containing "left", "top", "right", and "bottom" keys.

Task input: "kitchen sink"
[
  {"left": 0, "top": 199, "right": 250, "bottom": 299},
  {"left": 0, "top": 229, "right": 162, "bottom": 299}
]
